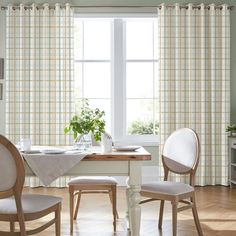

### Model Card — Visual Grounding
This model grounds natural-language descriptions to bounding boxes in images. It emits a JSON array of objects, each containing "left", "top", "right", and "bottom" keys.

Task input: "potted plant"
[
  {"left": 226, "top": 124, "right": 236, "bottom": 136},
  {"left": 64, "top": 99, "right": 106, "bottom": 148}
]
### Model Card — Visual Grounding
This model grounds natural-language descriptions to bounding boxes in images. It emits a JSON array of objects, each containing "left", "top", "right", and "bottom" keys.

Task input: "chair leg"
[
  {"left": 55, "top": 203, "right": 61, "bottom": 236},
  {"left": 74, "top": 191, "right": 81, "bottom": 220},
  {"left": 111, "top": 185, "right": 117, "bottom": 232},
  {"left": 10, "top": 222, "right": 15, "bottom": 232},
  {"left": 69, "top": 186, "right": 74, "bottom": 233},
  {"left": 158, "top": 200, "right": 165, "bottom": 229},
  {"left": 172, "top": 201, "right": 178, "bottom": 236},
  {"left": 191, "top": 195, "right": 203, "bottom": 236},
  {"left": 109, "top": 190, "right": 119, "bottom": 219},
  {"left": 14, "top": 193, "right": 26, "bottom": 236}
]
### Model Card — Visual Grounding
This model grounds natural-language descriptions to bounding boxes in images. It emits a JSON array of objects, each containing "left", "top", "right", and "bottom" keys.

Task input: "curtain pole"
[{"left": 0, "top": 5, "right": 234, "bottom": 11}]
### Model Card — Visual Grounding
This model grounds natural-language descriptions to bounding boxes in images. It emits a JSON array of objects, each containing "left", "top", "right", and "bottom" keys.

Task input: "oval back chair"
[
  {"left": 140, "top": 128, "right": 203, "bottom": 236},
  {"left": 0, "top": 135, "right": 62, "bottom": 236}
]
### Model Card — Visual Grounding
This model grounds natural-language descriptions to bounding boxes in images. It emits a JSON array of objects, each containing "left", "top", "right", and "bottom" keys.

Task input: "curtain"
[
  {"left": 6, "top": 3, "right": 74, "bottom": 146},
  {"left": 24, "top": 175, "right": 76, "bottom": 188},
  {"left": 158, "top": 3, "right": 230, "bottom": 185}
]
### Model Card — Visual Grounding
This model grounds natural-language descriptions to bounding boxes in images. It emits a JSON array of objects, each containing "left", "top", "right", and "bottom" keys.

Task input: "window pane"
[
  {"left": 154, "top": 62, "right": 159, "bottom": 99},
  {"left": 126, "top": 62, "right": 153, "bottom": 98},
  {"left": 126, "top": 19, "right": 153, "bottom": 60},
  {"left": 154, "top": 99, "right": 159, "bottom": 134},
  {"left": 127, "top": 99, "right": 155, "bottom": 135},
  {"left": 83, "top": 62, "right": 111, "bottom": 98},
  {"left": 74, "top": 19, "right": 83, "bottom": 60},
  {"left": 74, "top": 62, "right": 82, "bottom": 99},
  {"left": 84, "top": 19, "right": 111, "bottom": 60},
  {"left": 154, "top": 20, "right": 159, "bottom": 60}
]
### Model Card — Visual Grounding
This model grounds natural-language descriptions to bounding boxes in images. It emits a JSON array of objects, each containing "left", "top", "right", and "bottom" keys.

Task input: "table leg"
[
  {"left": 126, "top": 161, "right": 142, "bottom": 236},
  {"left": 126, "top": 179, "right": 131, "bottom": 230}
]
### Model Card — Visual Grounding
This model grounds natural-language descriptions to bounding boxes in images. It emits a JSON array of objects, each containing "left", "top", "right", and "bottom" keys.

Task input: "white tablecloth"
[{"left": 23, "top": 150, "right": 88, "bottom": 186}]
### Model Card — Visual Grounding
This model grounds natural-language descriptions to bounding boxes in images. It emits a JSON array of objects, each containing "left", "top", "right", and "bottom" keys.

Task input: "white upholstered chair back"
[
  {"left": 162, "top": 128, "right": 200, "bottom": 174},
  {"left": 0, "top": 143, "right": 17, "bottom": 191},
  {"left": 0, "top": 135, "right": 25, "bottom": 196}
]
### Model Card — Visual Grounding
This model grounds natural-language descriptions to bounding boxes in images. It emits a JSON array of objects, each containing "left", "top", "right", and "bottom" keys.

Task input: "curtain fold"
[
  {"left": 6, "top": 3, "right": 74, "bottom": 146},
  {"left": 158, "top": 3, "right": 230, "bottom": 185}
]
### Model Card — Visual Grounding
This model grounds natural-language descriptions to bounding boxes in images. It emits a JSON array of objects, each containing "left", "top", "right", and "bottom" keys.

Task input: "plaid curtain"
[
  {"left": 158, "top": 3, "right": 230, "bottom": 185},
  {"left": 6, "top": 3, "right": 74, "bottom": 146}
]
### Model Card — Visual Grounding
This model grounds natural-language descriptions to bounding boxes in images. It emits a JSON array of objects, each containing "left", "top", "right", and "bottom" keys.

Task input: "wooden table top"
[
  {"left": 84, "top": 147, "right": 151, "bottom": 161},
  {"left": 23, "top": 146, "right": 151, "bottom": 161}
]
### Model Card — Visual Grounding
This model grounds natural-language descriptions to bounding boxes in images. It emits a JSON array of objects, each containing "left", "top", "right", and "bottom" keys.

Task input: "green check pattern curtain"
[
  {"left": 6, "top": 3, "right": 74, "bottom": 146},
  {"left": 158, "top": 3, "right": 230, "bottom": 185}
]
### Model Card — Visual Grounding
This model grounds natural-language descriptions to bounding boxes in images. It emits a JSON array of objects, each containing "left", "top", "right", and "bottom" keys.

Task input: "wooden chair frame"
[
  {"left": 140, "top": 128, "right": 203, "bottom": 236},
  {"left": 69, "top": 182, "right": 117, "bottom": 233},
  {"left": 0, "top": 135, "right": 61, "bottom": 236}
]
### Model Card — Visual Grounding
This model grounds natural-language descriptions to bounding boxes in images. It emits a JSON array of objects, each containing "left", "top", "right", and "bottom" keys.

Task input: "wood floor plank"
[{"left": 0, "top": 186, "right": 236, "bottom": 235}]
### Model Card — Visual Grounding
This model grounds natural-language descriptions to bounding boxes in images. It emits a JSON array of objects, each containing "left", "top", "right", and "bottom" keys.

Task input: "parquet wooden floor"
[{"left": 0, "top": 186, "right": 236, "bottom": 235}]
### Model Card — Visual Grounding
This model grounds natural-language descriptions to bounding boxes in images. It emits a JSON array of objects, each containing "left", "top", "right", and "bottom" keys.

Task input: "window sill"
[
  {"left": 121, "top": 141, "right": 159, "bottom": 147},
  {"left": 114, "top": 136, "right": 159, "bottom": 147}
]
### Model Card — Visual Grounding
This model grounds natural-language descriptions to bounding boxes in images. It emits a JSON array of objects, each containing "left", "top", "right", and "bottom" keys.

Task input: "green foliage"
[
  {"left": 226, "top": 124, "right": 236, "bottom": 132},
  {"left": 128, "top": 120, "right": 159, "bottom": 135},
  {"left": 64, "top": 99, "right": 106, "bottom": 141}
]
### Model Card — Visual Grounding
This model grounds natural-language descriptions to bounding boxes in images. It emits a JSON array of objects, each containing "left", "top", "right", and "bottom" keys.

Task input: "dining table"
[{"left": 22, "top": 146, "right": 151, "bottom": 236}]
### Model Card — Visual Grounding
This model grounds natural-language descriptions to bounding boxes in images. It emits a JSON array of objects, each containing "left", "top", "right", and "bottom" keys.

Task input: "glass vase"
[{"left": 74, "top": 133, "right": 92, "bottom": 150}]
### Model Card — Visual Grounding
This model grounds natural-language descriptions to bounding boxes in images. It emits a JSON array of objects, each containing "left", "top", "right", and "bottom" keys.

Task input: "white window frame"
[{"left": 74, "top": 11, "right": 159, "bottom": 146}]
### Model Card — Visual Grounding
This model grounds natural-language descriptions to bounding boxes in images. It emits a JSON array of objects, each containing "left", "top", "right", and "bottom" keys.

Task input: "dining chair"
[
  {"left": 68, "top": 176, "right": 118, "bottom": 233},
  {"left": 140, "top": 128, "right": 203, "bottom": 236},
  {"left": 0, "top": 135, "right": 62, "bottom": 236}
]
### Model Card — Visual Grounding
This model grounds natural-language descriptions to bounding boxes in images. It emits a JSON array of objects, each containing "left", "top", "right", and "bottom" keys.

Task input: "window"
[{"left": 74, "top": 15, "right": 158, "bottom": 144}]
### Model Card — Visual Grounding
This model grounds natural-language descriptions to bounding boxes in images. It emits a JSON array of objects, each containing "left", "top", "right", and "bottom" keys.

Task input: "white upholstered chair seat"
[
  {"left": 68, "top": 176, "right": 117, "bottom": 185},
  {"left": 0, "top": 194, "right": 62, "bottom": 214},
  {"left": 69, "top": 176, "right": 118, "bottom": 233},
  {"left": 141, "top": 181, "right": 194, "bottom": 196}
]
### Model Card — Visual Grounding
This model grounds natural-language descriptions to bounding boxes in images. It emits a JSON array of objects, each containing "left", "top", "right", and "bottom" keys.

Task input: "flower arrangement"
[{"left": 64, "top": 99, "right": 106, "bottom": 142}]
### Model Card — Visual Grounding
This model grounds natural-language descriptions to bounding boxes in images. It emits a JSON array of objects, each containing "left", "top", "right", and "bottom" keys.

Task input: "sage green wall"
[{"left": 0, "top": 0, "right": 235, "bottom": 168}]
